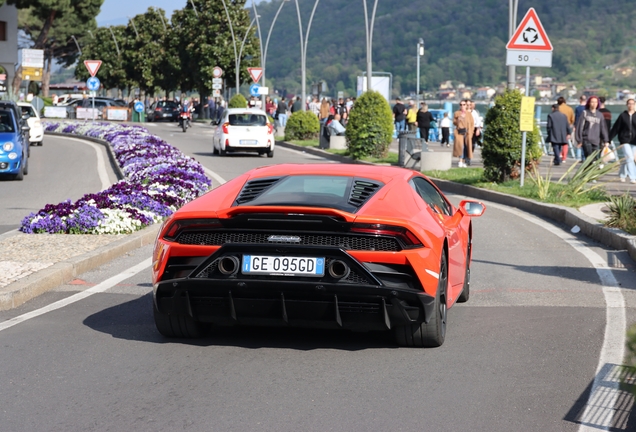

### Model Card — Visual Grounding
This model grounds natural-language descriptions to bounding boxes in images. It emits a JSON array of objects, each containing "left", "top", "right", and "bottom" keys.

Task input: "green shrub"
[
  {"left": 345, "top": 90, "right": 393, "bottom": 159},
  {"left": 228, "top": 94, "right": 247, "bottom": 108},
  {"left": 481, "top": 90, "right": 543, "bottom": 182},
  {"left": 605, "top": 193, "right": 636, "bottom": 234},
  {"left": 285, "top": 110, "right": 320, "bottom": 140}
]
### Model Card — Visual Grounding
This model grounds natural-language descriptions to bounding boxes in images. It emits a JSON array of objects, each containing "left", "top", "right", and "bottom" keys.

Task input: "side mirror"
[
  {"left": 22, "top": 114, "right": 30, "bottom": 120},
  {"left": 458, "top": 200, "right": 486, "bottom": 217},
  {"left": 22, "top": 125, "right": 30, "bottom": 132}
]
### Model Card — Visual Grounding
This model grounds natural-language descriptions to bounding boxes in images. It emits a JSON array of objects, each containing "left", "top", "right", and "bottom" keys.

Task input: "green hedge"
[
  {"left": 285, "top": 111, "right": 320, "bottom": 140},
  {"left": 481, "top": 90, "right": 543, "bottom": 182},
  {"left": 228, "top": 94, "right": 247, "bottom": 108},
  {"left": 345, "top": 90, "right": 393, "bottom": 159}
]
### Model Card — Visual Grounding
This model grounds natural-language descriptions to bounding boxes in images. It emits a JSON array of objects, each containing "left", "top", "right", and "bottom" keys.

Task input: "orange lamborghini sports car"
[{"left": 152, "top": 164, "right": 485, "bottom": 347}]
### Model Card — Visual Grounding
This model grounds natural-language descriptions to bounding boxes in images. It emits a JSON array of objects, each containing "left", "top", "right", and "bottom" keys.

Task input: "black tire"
[
  {"left": 38, "top": 140, "right": 43, "bottom": 147},
  {"left": 267, "top": 150, "right": 274, "bottom": 158},
  {"left": 153, "top": 301, "right": 208, "bottom": 338},
  {"left": 14, "top": 163, "right": 24, "bottom": 181},
  {"left": 220, "top": 147, "right": 227, "bottom": 156},
  {"left": 395, "top": 251, "right": 447, "bottom": 347},
  {"left": 213, "top": 145, "right": 219, "bottom": 155},
  {"left": 23, "top": 156, "right": 28, "bottom": 176},
  {"left": 27, "top": 145, "right": 30, "bottom": 158},
  {"left": 182, "top": 122, "right": 187, "bottom": 133},
  {"left": 457, "top": 241, "right": 471, "bottom": 303}
]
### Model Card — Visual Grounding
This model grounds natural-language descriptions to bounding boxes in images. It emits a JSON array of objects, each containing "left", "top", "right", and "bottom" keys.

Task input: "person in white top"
[
  {"left": 469, "top": 100, "right": 483, "bottom": 149},
  {"left": 309, "top": 97, "right": 320, "bottom": 117},
  {"left": 440, "top": 112, "right": 451, "bottom": 147}
]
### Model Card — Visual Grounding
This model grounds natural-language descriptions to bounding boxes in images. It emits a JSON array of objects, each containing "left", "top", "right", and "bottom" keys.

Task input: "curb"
[
  {"left": 0, "top": 223, "right": 159, "bottom": 311},
  {"left": 46, "top": 131, "right": 125, "bottom": 180}
]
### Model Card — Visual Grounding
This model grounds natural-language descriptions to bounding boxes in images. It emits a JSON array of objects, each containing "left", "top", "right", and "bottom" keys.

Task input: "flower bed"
[{"left": 21, "top": 121, "right": 211, "bottom": 234}]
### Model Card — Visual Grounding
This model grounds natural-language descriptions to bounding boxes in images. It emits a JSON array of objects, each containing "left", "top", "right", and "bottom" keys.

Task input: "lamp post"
[
  {"left": 362, "top": 0, "right": 379, "bottom": 92},
  {"left": 508, "top": 0, "right": 519, "bottom": 90},
  {"left": 237, "top": 18, "right": 258, "bottom": 96},
  {"left": 294, "top": 0, "right": 320, "bottom": 111},
  {"left": 71, "top": 35, "right": 82, "bottom": 57},
  {"left": 416, "top": 38, "right": 424, "bottom": 105},
  {"left": 219, "top": 0, "right": 240, "bottom": 96}
]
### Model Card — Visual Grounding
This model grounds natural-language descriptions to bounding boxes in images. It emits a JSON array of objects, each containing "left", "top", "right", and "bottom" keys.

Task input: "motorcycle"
[{"left": 178, "top": 111, "right": 191, "bottom": 133}]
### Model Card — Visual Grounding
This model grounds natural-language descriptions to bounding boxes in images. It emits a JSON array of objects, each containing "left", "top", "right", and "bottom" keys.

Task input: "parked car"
[
  {"left": 212, "top": 108, "right": 275, "bottom": 157},
  {"left": 18, "top": 102, "right": 44, "bottom": 146},
  {"left": 151, "top": 164, "right": 486, "bottom": 347},
  {"left": 0, "top": 101, "right": 29, "bottom": 180},
  {"left": 146, "top": 100, "right": 180, "bottom": 122},
  {"left": 65, "top": 97, "right": 126, "bottom": 119}
]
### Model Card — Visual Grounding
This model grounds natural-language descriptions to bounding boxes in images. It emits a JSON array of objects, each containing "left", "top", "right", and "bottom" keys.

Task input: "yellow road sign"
[
  {"left": 22, "top": 67, "right": 43, "bottom": 82},
  {"left": 520, "top": 96, "right": 535, "bottom": 132}
]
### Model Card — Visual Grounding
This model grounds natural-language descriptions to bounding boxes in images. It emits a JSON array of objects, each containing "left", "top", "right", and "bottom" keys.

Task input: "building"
[{"left": 0, "top": 3, "right": 18, "bottom": 95}]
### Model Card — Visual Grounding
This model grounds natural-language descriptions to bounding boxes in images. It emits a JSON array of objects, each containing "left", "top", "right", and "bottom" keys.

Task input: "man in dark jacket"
[
  {"left": 547, "top": 104, "right": 571, "bottom": 166},
  {"left": 416, "top": 102, "right": 434, "bottom": 142},
  {"left": 609, "top": 98, "right": 636, "bottom": 183},
  {"left": 392, "top": 98, "right": 406, "bottom": 132}
]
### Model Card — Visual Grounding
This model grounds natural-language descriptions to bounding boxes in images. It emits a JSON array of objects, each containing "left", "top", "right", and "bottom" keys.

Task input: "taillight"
[
  {"left": 351, "top": 223, "right": 423, "bottom": 247},
  {"left": 155, "top": 108, "right": 162, "bottom": 111},
  {"left": 222, "top": 122, "right": 230, "bottom": 134},
  {"left": 163, "top": 218, "right": 222, "bottom": 241},
  {"left": 267, "top": 123, "right": 273, "bottom": 134}
]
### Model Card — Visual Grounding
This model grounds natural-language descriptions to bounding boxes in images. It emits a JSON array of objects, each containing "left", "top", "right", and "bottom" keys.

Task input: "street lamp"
[
  {"left": 219, "top": 0, "right": 240, "bottom": 96},
  {"left": 237, "top": 17, "right": 258, "bottom": 96},
  {"left": 416, "top": 38, "right": 424, "bottom": 105},
  {"left": 71, "top": 35, "right": 82, "bottom": 57},
  {"left": 508, "top": 0, "right": 519, "bottom": 90},
  {"left": 362, "top": 0, "right": 379, "bottom": 93},
  {"left": 252, "top": 0, "right": 290, "bottom": 106},
  {"left": 294, "top": 0, "right": 320, "bottom": 111}
]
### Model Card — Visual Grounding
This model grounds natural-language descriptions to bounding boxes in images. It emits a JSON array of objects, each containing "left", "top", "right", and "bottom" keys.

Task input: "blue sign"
[
  {"left": 86, "top": 76, "right": 100, "bottom": 92},
  {"left": 134, "top": 101, "right": 144, "bottom": 113},
  {"left": 249, "top": 83, "right": 260, "bottom": 97}
]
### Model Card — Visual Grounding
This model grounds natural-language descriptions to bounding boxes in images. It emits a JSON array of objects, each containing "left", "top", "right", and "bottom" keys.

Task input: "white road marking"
[
  {"left": 203, "top": 166, "right": 227, "bottom": 186},
  {"left": 485, "top": 202, "right": 625, "bottom": 432},
  {"left": 63, "top": 136, "right": 111, "bottom": 191},
  {"left": 0, "top": 258, "right": 151, "bottom": 333}
]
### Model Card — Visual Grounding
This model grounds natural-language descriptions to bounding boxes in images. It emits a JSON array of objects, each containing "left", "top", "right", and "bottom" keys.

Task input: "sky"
[{"left": 96, "top": 0, "right": 265, "bottom": 26}]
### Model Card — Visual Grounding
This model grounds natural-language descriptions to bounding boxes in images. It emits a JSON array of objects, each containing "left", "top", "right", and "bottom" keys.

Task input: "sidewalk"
[{"left": 388, "top": 138, "right": 636, "bottom": 199}]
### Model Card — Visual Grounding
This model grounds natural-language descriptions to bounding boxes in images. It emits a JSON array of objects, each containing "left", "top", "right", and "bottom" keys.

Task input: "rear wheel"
[
  {"left": 457, "top": 241, "right": 471, "bottom": 303},
  {"left": 213, "top": 145, "right": 219, "bottom": 155},
  {"left": 394, "top": 251, "right": 447, "bottom": 347},
  {"left": 267, "top": 150, "right": 274, "bottom": 158},
  {"left": 153, "top": 301, "right": 209, "bottom": 338}
]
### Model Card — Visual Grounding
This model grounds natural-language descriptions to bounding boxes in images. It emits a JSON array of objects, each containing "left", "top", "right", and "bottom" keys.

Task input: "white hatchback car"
[
  {"left": 213, "top": 108, "right": 275, "bottom": 157},
  {"left": 18, "top": 102, "right": 44, "bottom": 146}
]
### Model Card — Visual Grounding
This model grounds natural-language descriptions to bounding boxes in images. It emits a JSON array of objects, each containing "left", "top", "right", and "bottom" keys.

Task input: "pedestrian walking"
[
  {"left": 406, "top": 100, "right": 417, "bottom": 131},
  {"left": 574, "top": 96, "right": 609, "bottom": 161},
  {"left": 574, "top": 95, "right": 588, "bottom": 161},
  {"left": 393, "top": 98, "right": 407, "bottom": 132},
  {"left": 453, "top": 100, "right": 474, "bottom": 167},
  {"left": 598, "top": 96, "right": 612, "bottom": 134},
  {"left": 469, "top": 100, "right": 482, "bottom": 150},
  {"left": 416, "top": 102, "right": 434, "bottom": 143},
  {"left": 291, "top": 96, "right": 302, "bottom": 113},
  {"left": 277, "top": 97, "right": 288, "bottom": 127},
  {"left": 557, "top": 96, "right": 575, "bottom": 163},
  {"left": 609, "top": 98, "right": 636, "bottom": 183},
  {"left": 547, "top": 104, "right": 571, "bottom": 166},
  {"left": 440, "top": 112, "right": 451, "bottom": 147}
]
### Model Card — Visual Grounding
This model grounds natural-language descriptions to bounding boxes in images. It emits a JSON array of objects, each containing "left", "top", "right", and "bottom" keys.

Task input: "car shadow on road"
[
  {"left": 473, "top": 259, "right": 622, "bottom": 285},
  {"left": 192, "top": 152, "right": 268, "bottom": 159},
  {"left": 83, "top": 291, "right": 398, "bottom": 351}
]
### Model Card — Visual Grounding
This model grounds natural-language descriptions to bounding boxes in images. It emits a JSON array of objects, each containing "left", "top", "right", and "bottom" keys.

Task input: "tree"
[
  {"left": 75, "top": 26, "right": 130, "bottom": 95},
  {"left": 10, "top": 0, "right": 102, "bottom": 96},
  {"left": 170, "top": 0, "right": 259, "bottom": 97}
]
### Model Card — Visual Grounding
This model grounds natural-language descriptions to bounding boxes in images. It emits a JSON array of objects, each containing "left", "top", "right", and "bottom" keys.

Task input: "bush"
[
  {"left": 285, "top": 111, "right": 320, "bottom": 140},
  {"left": 228, "top": 94, "right": 247, "bottom": 108},
  {"left": 345, "top": 90, "right": 393, "bottom": 159},
  {"left": 605, "top": 193, "right": 636, "bottom": 234},
  {"left": 481, "top": 90, "right": 543, "bottom": 182}
]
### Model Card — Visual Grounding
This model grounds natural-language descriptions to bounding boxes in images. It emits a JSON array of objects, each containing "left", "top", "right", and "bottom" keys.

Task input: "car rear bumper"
[{"left": 154, "top": 244, "right": 435, "bottom": 331}]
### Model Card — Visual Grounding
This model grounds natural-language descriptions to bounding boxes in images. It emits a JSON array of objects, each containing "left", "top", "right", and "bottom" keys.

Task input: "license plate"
[
  {"left": 240, "top": 140, "right": 258, "bottom": 145},
  {"left": 242, "top": 255, "right": 325, "bottom": 277}
]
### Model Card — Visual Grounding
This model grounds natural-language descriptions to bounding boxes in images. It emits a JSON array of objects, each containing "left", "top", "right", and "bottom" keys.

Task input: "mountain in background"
[{"left": 254, "top": 0, "right": 636, "bottom": 96}]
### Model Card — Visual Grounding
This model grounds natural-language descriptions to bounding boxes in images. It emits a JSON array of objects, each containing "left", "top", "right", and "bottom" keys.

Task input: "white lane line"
[
  {"left": 485, "top": 202, "right": 625, "bottom": 432},
  {"left": 0, "top": 258, "right": 151, "bottom": 333},
  {"left": 63, "top": 136, "right": 111, "bottom": 191},
  {"left": 203, "top": 166, "right": 227, "bottom": 186}
]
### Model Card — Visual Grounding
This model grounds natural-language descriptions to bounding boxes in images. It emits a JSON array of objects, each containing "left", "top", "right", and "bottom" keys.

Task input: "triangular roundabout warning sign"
[{"left": 506, "top": 8, "right": 552, "bottom": 51}]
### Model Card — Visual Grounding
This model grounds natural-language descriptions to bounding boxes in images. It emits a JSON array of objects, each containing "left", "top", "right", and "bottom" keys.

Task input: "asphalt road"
[
  {"left": 0, "top": 122, "right": 635, "bottom": 431},
  {"left": 0, "top": 135, "right": 119, "bottom": 235}
]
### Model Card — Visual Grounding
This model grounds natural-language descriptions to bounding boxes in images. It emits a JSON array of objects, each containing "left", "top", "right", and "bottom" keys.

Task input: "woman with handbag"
[
  {"left": 453, "top": 100, "right": 474, "bottom": 167},
  {"left": 609, "top": 98, "right": 636, "bottom": 183},
  {"left": 574, "top": 95, "right": 609, "bottom": 162}
]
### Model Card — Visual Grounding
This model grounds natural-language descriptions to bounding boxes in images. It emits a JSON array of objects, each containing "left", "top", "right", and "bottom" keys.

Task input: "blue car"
[{"left": 0, "top": 101, "right": 29, "bottom": 181}]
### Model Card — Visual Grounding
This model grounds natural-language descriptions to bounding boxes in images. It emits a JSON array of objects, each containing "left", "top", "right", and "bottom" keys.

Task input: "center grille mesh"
[{"left": 177, "top": 232, "right": 401, "bottom": 251}]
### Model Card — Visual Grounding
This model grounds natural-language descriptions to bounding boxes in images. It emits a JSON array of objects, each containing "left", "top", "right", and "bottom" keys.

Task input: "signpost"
[
  {"left": 249, "top": 83, "right": 261, "bottom": 98},
  {"left": 247, "top": 67, "right": 263, "bottom": 83},
  {"left": 506, "top": 7, "right": 552, "bottom": 187},
  {"left": 134, "top": 101, "right": 145, "bottom": 123},
  {"left": 22, "top": 49, "right": 44, "bottom": 87},
  {"left": 84, "top": 61, "right": 102, "bottom": 121},
  {"left": 213, "top": 66, "right": 223, "bottom": 78},
  {"left": 22, "top": 67, "right": 43, "bottom": 82}
]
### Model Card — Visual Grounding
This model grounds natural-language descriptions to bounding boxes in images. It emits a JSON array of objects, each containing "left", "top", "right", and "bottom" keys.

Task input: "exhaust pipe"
[
  {"left": 218, "top": 256, "right": 240, "bottom": 276},
  {"left": 328, "top": 260, "right": 350, "bottom": 279}
]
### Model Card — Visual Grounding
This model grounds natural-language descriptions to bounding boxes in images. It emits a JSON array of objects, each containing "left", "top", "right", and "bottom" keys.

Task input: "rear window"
[
  {"left": 0, "top": 110, "right": 15, "bottom": 132},
  {"left": 159, "top": 101, "right": 178, "bottom": 108},
  {"left": 229, "top": 113, "right": 267, "bottom": 126}
]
